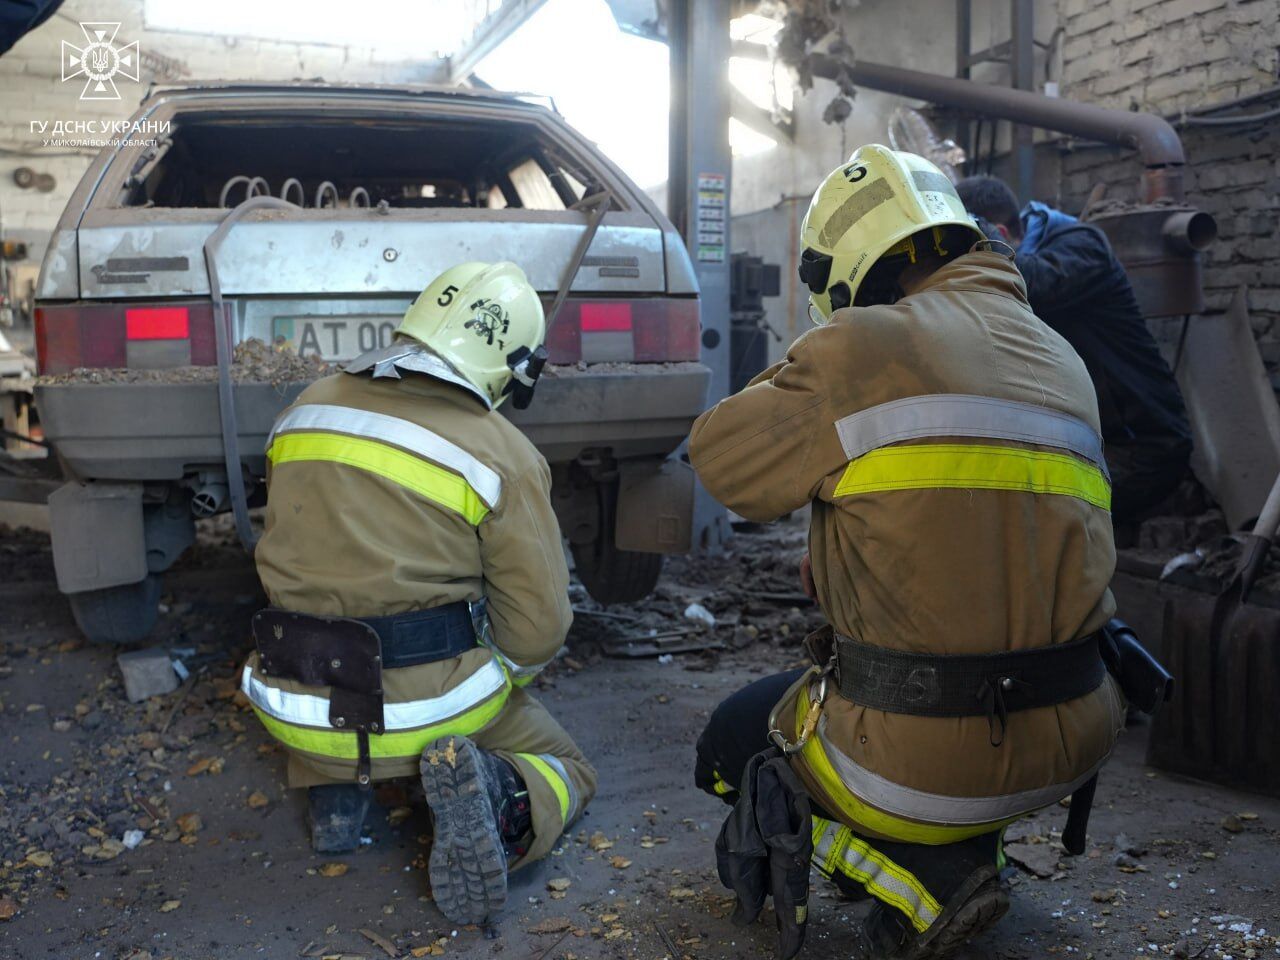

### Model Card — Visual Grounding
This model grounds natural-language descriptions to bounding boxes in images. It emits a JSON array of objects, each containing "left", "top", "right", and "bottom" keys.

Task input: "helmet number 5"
[
  {"left": 842, "top": 164, "right": 867, "bottom": 183},
  {"left": 437, "top": 285, "right": 460, "bottom": 306}
]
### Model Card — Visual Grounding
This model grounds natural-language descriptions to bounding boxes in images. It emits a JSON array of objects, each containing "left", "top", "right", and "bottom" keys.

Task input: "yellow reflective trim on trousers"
[
  {"left": 833, "top": 443, "right": 1111, "bottom": 510},
  {"left": 712, "top": 771, "right": 735, "bottom": 796},
  {"left": 521, "top": 753, "right": 571, "bottom": 825},
  {"left": 268, "top": 432, "right": 490, "bottom": 525},
  {"left": 795, "top": 686, "right": 1019, "bottom": 844},
  {"left": 249, "top": 683, "right": 507, "bottom": 760},
  {"left": 811, "top": 818, "right": 942, "bottom": 932}
]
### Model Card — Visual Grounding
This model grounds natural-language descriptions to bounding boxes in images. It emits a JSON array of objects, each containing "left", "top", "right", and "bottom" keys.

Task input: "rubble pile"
[
  {"left": 566, "top": 516, "right": 823, "bottom": 660},
  {"left": 1113, "top": 476, "right": 1280, "bottom": 594},
  {"left": 35, "top": 338, "right": 333, "bottom": 388}
]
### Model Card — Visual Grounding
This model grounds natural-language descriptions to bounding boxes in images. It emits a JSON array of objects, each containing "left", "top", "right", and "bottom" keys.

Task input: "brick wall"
[{"left": 1053, "top": 0, "right": 1280, "bottom": 363}]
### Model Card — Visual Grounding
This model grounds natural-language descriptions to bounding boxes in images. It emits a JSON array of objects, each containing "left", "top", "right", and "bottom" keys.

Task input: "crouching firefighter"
[
  {"left": 242, "top": 261, "right": 595, "bottom": 924},
  {"left": 688, "top": 146, "right": 1172, "bottom": 960}
]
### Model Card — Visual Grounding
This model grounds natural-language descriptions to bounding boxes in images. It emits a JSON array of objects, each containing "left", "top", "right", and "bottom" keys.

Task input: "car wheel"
[
  {"left": 67, "top": 575, "right": 162, "bottom": 645},
  {"left": 572, "top": 536, "right": 664, "bottom": 606}
]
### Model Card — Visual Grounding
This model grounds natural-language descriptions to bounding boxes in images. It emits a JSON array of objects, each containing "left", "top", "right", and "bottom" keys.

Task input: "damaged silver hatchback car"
[{"left": 33, "top": 82, "right": 708, "bottom": 643}]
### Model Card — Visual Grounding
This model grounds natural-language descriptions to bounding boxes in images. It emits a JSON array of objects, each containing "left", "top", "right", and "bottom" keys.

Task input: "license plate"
[{"left": 273, "top": 315, "right": 403, "bottom": 362}]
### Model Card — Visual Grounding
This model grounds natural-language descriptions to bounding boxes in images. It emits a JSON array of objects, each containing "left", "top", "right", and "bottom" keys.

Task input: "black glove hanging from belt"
[{"left": 715, "top": 747, "right": 813, "bottom": 960}]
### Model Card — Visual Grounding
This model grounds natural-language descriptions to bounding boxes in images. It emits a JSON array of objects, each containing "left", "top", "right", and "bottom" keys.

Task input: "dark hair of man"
[{"left": 955, "top": 175, "right": 1022, "bottom": 235}]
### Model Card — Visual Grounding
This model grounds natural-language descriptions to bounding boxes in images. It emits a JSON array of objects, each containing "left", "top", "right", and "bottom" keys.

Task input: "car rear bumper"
[{"left": 35, "top": 362, "right": 711, "bottom": 482}]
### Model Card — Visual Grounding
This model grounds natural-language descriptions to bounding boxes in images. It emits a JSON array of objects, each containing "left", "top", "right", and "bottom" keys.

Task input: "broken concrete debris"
[{"left": 116, "top": 647, "right": 180, "bottom": 703}]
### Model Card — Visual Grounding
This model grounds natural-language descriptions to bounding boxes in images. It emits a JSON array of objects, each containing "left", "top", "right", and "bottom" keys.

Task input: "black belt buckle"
[{"left": 252, "top": 609, "right": 385, "bottom": 787}]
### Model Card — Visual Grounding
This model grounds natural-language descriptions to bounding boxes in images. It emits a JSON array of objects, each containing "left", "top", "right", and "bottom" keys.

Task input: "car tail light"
[
  {"left": 36, "top": 302, "right": 224, "bottom": 375},
  {"left": 543, "top": 297, "right": 700, "bottom": 364}
]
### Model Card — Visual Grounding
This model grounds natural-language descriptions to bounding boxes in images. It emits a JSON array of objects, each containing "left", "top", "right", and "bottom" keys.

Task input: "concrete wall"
[{"left": 0, "top": 0, "right": 443, "bottom": 270}]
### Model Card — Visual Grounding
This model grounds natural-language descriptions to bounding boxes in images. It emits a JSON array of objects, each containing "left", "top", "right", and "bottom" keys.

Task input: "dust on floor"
[{"left": 0, "top": 517, "right": 1277, "bottom": 960}]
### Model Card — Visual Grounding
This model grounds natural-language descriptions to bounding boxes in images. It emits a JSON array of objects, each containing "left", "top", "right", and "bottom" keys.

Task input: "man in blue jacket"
[{"left": 956, "top": 175, "right": 1192, "bottom": 525}]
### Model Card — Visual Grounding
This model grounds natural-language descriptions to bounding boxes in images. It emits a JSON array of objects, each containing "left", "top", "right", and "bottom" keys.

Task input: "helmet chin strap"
[{"left": 504, "top": 345, "right": 548, "bottom": 410}]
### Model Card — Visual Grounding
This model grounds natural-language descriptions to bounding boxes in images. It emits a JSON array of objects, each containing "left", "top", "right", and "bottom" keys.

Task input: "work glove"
[
  {"left": 715, "top": 748, "right": 772, "bottom": 928},
  {"left": 715, "top": 747, "right": 814, "bottom": 960},
  {"left": 759, "top": 755, "right": 813, "bottom": 960}
]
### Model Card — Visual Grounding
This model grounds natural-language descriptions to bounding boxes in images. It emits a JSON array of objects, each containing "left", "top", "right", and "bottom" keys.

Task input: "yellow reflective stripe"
[
  {"left": 250, "top": 679, "right": 508, "bottom": 760},
  {"left": 521, "top": 753, "right": 571, "bottom": 825},
  {"left": 811, "top": 818, "right": 942, "bottom": 932},
  {"left": 795, "top": 686, "right": 1019, "bottom": 844},
  {"left": 712, "top": 771, "right": 735, "bottom": 796},
  {"left": 833, "top": 443, "right": 1111, "bottom": 510},
  {"left": 268, "top": 432, "right": 490, "bottom": 525}
]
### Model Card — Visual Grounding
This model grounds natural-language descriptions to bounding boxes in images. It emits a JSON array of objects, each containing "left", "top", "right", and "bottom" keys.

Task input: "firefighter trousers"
[
  {"left": 289, "top": 685, "right": 596, "bottom": 868},
  {"left": 695, "top": 670, "right": 1004, "bottom": 934}
]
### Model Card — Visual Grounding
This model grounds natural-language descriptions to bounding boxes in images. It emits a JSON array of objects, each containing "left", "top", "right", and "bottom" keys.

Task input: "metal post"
[
  {"left": 955, "top": 0, "right": 972, "bottom": 165},
  {"left": 667, "top": 0, "right": 690, "bottom": 236},
  {"left": 1010, "top": 0, "right": 1035, "bottom": 202},
  {"left": 669, "top": 0, "right": 733, "bottom": 551}
]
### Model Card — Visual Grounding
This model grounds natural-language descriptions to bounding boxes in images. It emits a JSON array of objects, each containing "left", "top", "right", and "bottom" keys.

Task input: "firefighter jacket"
[
  {"left": 245, "top": 368, "right": 572, "bottom": 786},
  {"left": 689, "top": 250, "right": 1125, "bottom": 846}
]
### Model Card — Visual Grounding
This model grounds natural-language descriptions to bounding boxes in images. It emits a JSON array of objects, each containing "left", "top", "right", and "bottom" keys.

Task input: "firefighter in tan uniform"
[
  {"left": 244, "top": 262, "right": 595, "bottom": 925},
  {"left": 688, "top": 147, "right": 1167, "bottom": 959}
]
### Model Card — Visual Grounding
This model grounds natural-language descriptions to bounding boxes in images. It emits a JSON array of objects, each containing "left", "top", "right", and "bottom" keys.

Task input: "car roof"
[{"left": 140, "top": 80, "right": 558, "bottom": 113}]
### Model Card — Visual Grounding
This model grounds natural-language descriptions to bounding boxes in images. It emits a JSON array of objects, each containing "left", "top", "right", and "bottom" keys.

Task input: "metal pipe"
[
  {"left": 1162, "top": 209, "right": 1217, "bottom": 254},
  {"left": 954, "top": 0, "right": 971, "bottom": 160},
  {"left": 1010, "top": 0, "right": 1036, "bottom": 203},
  {"left": 806, "top": 53, "right": 1186, "bottom": 200}
]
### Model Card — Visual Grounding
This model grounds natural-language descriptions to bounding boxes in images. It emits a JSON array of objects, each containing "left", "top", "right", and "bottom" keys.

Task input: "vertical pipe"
[
  {"left": 674, "top": 0, "right": 733, "bottom": 551},
  {"left": 955, "top": 0, "right": 972, "bottom": 166},
  {"left": 1011, "top": 0, "right": 1036, "bottom": 202},
  {"left": 666, "top": 0, "right": 690, "bottom": 236}
]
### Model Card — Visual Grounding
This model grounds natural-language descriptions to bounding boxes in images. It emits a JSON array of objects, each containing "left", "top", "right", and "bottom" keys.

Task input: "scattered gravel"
[{"left": 35, "top": 339, "right": 333, "bottom": 389}]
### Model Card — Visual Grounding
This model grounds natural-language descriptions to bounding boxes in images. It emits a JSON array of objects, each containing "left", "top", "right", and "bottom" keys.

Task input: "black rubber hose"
[{"left": 202, "top": 195, "right": 299, "bottom": 553}]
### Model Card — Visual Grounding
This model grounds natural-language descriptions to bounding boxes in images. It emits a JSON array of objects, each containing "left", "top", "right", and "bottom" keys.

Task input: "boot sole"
[
  {"left": 420, "top": 736, "right": 508, "bottom": 925},
  {"left": 896, "top": 868, "right": 1010, "bottom": 960}
]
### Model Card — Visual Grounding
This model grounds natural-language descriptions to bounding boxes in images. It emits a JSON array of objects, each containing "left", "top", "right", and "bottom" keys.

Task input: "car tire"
[
  {"left": 67, "top": 575, "right": 162, "bottom": 645},
  {"left": 572, "top": 536, "right": 664, "bottom": 606}
]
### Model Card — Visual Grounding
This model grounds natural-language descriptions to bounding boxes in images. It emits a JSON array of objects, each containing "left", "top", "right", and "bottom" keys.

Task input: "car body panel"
[
  {"left": 35, "top": 363, "right": 710, "bottom": 481},
  {"left": 74, "top": 211, "right": 665, "bottom": 299}
]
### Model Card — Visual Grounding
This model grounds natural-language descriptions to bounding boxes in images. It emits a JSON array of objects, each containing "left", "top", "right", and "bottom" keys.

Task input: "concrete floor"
[{"left": 0, "top": 521, "right": 1277, "bottom": 960}]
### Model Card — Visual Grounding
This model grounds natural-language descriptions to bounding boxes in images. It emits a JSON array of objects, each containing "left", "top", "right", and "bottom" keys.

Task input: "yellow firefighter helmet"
[
  {"left": 798, "top": 144, "right": 984, "bottom": 323},
  {"left": 396, "top": 261, "right": 547, "bottom": 408}
]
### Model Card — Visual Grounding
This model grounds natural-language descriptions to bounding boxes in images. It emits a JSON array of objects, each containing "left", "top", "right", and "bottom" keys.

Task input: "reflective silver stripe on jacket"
[
  {"left": 834, "top": 393, "right": 1109, "bottom": 478},
  {"left": 240, "top": 657, "right": 508, "bottom": 730},
  {"left": 817, "top": 721, "right": 1108, "bottom": 824},
  {"left": 270, "top": 403, "right": 503, "bottom": 507},
  {"left": 496, "top": 649, "right": 555, "bottom": 686}
]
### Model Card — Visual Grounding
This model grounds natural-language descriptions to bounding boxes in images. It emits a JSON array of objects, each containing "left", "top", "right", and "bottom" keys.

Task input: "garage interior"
[{"left": 1, "top": 1, "right": 1279, "bottom": 958}]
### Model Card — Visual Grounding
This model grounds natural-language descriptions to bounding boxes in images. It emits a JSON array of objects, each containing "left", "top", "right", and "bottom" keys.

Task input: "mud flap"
[
  {"left": 49, "top": 481, "right": 147, "bottom": 594},
  {"left": 615, "top": 457, "right": 694, "bottom": 554}
]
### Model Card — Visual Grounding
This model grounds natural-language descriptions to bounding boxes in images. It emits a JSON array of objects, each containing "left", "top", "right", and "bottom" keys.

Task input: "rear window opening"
[{"left": 120, "top": 111, "right": 613, "bottom": 212}]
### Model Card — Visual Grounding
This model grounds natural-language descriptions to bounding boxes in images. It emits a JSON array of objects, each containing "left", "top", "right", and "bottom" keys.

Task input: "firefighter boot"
[
  {"left": 420, "top": 735, "right": 531, "bottom": 924},
  {"left": 308, "top": 783, "right": 372, "bottom": 854},
  {"left": 853, "top": 865, "right": 1010, "bottom": 960}
]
